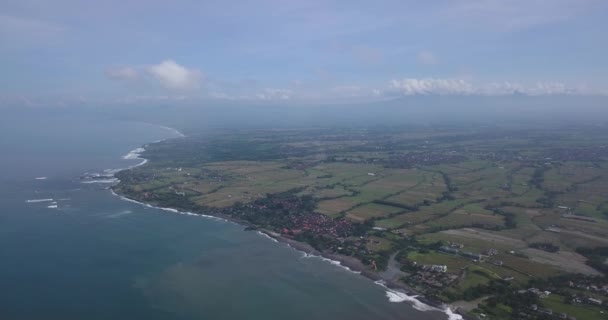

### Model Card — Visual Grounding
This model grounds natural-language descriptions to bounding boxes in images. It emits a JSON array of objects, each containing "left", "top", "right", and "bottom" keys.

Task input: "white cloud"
[
  {"left": 255, "top": 88, "right": 292, "bottom": 100},
  {"left": 386, "top": 78, "right": 595, "bottom": 96},
  {"left": 146, "top": 60, "right": 202, "bottom": 91},
  {"left": 417, "top": 50, "right": 439, "bottom": 65},
  {"left": 116, "top": 95, "right": 188, "bottom": 104},
  {"left": 389, "top": 78, "right": 474, "bottom": 95},
  {"left": 104, "top": 66, "right": 139, "bottom": 81},
  {"left": 479, "top": 81, "right": 581, "bottom": 95}
]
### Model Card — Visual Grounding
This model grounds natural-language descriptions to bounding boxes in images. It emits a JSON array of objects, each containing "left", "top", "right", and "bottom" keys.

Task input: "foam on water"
[
  {"left": 35, "top": 177, "right": 47, "bottom": 180},
  {"left": 297, "top": 249, "right": 362, "bottom": 274},
  {"left": 374, "top": 280, "right": 463, "bottom": 319},
  {"left": 91, "top": 125, "right": 186, "bottom": 187},
  {"left": 81, "top": 178, "right": 119, "bottom": 184},
  {"left": 122, "top": 147, "right": 145, "bottom": 160},
  {"left": 106, "top": 209, "right": 133, "bottom": 218},
  {"left": 47, "top": 204, "right": 58, "bottom": 209},
  {"left": 103, "top": 168, "right": 122, "bottom": 175},
  {"left": 444, "top": 307, "right": 464, "bottom": 320},
  {"left": 109, "top": 189, "right": 228, "bottom": 223},
  {"left": 158, "top": 125, "right": 186, "bottom": 137},
  {"left": 26, "top": 198, "right": 54, "bottom": 203},
  {"left": 256, "top": 231, "right": 279, "bottom": 243}
]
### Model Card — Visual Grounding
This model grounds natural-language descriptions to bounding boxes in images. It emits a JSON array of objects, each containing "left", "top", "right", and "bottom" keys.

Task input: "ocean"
[{"left": 0, "top": 112, "right": 453, "bottom": 320}]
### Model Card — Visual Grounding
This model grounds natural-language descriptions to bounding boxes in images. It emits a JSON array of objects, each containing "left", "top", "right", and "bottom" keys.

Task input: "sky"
[{"left": 1, "top": 0, "right": 607, "bottom": 107}]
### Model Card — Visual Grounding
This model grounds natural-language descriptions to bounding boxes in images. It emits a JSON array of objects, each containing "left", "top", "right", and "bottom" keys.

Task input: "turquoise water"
[{"left": 0, "top": 113, "right": 448, "bottom": 320}]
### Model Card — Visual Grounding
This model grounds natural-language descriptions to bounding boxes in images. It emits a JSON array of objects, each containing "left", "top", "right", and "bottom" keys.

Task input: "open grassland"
[
  {"left": 542, "top": 294, "right": 606, "bottom": 320},
  {"left": 374, "top": 200, "right": 463, "bottom": 229},
  {"left": 345, "top": 203, "right": 404, "bottom": 222}
]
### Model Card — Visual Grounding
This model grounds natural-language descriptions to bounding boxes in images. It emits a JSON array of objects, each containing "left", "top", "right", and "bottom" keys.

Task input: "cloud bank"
[
  {"left": 102, "top": 59, "right": 604, "bottom": 103},
  {"left": 386, "top": 78, "right": 589, "bottom": 97}
]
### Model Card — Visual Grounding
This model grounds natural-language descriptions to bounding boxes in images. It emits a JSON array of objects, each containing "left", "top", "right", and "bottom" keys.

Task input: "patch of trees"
[
  {"left": 530, "top": 166, "right": 546, "bottom": 189},
  {"left": 372, "top": 200, "right": 418, "bottom": 211},
  {"left": 482, "top": 291, "right": 540, "bottom": 319},
  {"left": 460, "top": 279, "right": 513, "bottom": 301},
  {"left": 576, "top": 246, "right": 608, "bottom": 275},
  {"left": 441, "top": 172, "right": 458, "bottom": 193},
  {"left": 529, "top": 273, "right": 606, "bottom": 289},
  {"left": 490, "top": 207, "right": 517, "bottom": 229},
  {"left": 151, "top": 192, "right": 200, "bottom": 211},
  {"left": 536, "top": 194, "right": 556, "bottom": 208},
  {"left": 529, "top": 242, "right": 560, "bottom": 253}
]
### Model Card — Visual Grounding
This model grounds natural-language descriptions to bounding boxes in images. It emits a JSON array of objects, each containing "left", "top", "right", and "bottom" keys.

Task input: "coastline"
[{"left": 107, "top": 125, "right": 465, "bottom": 320}]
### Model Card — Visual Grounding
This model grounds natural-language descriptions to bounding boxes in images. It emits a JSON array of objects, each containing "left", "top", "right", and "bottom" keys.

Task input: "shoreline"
[{"left": 107, "top": 125, "right": 464, "bottom": 320}]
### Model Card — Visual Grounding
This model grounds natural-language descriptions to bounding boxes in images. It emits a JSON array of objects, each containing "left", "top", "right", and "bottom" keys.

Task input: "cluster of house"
[
  {"left": 569, "top": 280, "right": 608, "bottom": 295},
  {"left": 568, "top": 295, "right": 603, "bottom": 306},
  {"left": 420, "top": 264, "right": 447, "bottom": 273},
  {"left": 384, "top": 151, "right": 466, "bottom": 168},
  {"left": 528, "top": 304, "right": 577, "bottom": 320},
  {"left": 527, "top": 287, "right": 602, "bottom": 304},
  {"left": 478, "top": 305, "right": 578, "bottom": 320},
  {"left": 545, "top": 146, "right": 608, "bottom": 162},
  {"left": 408, "top": 262, "right": 459, "bottom": 289},
  {"left": 289, "top": 212, "right": 353, "bottom": 238},
  {"left": 525, "top": 288, "right": 552, "bottom": 299}
]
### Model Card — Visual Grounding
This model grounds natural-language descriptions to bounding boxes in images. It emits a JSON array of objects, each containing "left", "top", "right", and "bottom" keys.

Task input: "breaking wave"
[
  {"left": 256, "top": 231, "right": 279, "bottom": 243},
  {"left": 81, "top": 178, "right": 119, "bottom": 184},
  {"left": 26, "top": 198, "right": 54, "bottom": 203},
  {"left": 109, "top": 189, "right": 228, "bottom": 223},
  {"left": 374, "top": 280, "right": 462, "bottom": 319},
  {"left": 297, "top": 250, "right": 362, "bottom": 274},
  {"left": 122, "top": 147, "right": 145, "bottom": 160},
  {"left": 106, "top": 209, "right": 133, "bottom": 218},
  {"left": 158, "top": 125, "right": 185, "bottom": 137}
]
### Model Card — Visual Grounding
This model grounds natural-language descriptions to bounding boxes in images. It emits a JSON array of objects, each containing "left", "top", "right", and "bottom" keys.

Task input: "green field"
[{"left": 114, "top": 125, "right": 608, "bottom": 319}]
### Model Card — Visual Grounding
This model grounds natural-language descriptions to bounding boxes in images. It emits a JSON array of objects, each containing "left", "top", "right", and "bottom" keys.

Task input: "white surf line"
[
  {"left": 374, "top": 280, "right": 463, "bottom": 319},
  {"left": 35, "top": 177, "right": 47, "bottom": 180},
  {"left": 157, "top": 125, "right": 186, "bottom": 137},
  {"left": 102, "top": 124, "right": 187, "bottom": 179},
  {"left": 81, "top": 178, "right": 120, "bottom": 184},
  {"left": 301, "top": 251, "right": 362, "bottom": 275},
  {"left": 109, "top": 189, "right": 229, "bottom": 223},
  {"left": 280, "top": 242, "right": 362, "bottom": 275},
  {"left": 256, "top": 231, "right": 279, "bottom": 243}
]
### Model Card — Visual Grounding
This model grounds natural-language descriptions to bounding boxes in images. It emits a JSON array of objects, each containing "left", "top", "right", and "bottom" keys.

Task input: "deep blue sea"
[{"left": 0, "top": 113, "right": 451, "bottom": 320}]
